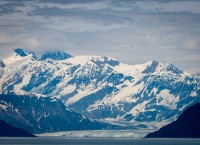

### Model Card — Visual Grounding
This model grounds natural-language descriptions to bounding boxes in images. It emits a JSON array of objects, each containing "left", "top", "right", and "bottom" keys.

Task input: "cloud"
[
  {"left": 0, "top": 0, "right": 200, "bottom": 73},
  {"left": 0, "top": 33, "right": 40, "bottom": 50},
  {"left": 0, "top": 3, "right": 23, "bottom": 15},
  {"left": 27, "top": 6, "right": 132, "bottom": 24},
  {"left": 23, "top": 37, "right": 40, "bottom": 48},
  {"left": 183, "top": 38, "right": 200, "bottom": 50},
  {"left": 134, "top": 0, "right": 200, "bottom": 14},
  {"left": 156, "top": 0, "right": 200, "bottom": 3},
  {"left": 36, "top": 0, "right": 104, "bottom": 4},
  {"left": 0, "top": 37, "right": 40, "bottom": 59},
  {"left": 26, "top": 5, "right": 132, "bottom": 32},
  {"left": 37, "top": 1, "right": 109, "bottom": 10},
  {"left": 0, "top": 33, "right": 13, "bottom": 44},
  {"left": 44, "top": 19, "right": 127, "bottom": 33}
]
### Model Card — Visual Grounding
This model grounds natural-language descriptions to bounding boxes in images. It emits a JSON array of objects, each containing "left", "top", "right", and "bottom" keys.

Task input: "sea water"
[{"left": 0, "top": 138, "right": 200, "bottom": 145}]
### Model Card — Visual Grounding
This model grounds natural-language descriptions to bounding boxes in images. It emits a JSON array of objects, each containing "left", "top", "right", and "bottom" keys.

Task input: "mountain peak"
[
  {"left": 91, "top": 56, "right": 119, "bottom": 67},
  {"left": 41, "top": 51, "right": 72, "bottom": 61},
  {"left": 14, "top": 48, "right": 38, "bottom": 60},
  {"left": 192, "top": 73, "right": 200, "bottom": 78},
  {"left": 0, "top": 60, "right": 5, "bottom": 68},
  {"left": 14, "top": 48, "right": 27, "bottom": 57},
  {"left": 142, "top": 60, "right": 159, "bottom": 73},
  {"left": 146, "top": 60, "right": 159, "bottom": 65},
  {"left": 162, "top": 62, "right": 183, "bottom": 74}
]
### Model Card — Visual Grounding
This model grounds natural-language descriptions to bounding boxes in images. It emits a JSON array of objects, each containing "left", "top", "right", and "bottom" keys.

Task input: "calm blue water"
[{"left": 0, "top": 137, "right": 200, "bottom": 145}]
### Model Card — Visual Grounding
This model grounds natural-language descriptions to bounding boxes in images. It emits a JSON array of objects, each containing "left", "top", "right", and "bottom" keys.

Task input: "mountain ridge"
[
  {"left": 0, "top": 48, "right": 199, "bottom": 129},
  {"left": 0, "top": 93, "right": 108, "bottom": 133},
  {"left": 41, "top": 51, "right": 72, "bottom": 60}
]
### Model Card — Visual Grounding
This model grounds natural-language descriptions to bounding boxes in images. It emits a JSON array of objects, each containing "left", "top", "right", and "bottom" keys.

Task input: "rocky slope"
[
  {"left": 146, "top": 103, "right": 200, "bottom": 138},
  {"left": 0, "top": 120, "right": 35, "bottom": 137},
  {"left": 0, "top": 48, "right": 199, "bottom": 129},
  {"left": 0, "top": 94, "right": 107, "bottom": 133}
]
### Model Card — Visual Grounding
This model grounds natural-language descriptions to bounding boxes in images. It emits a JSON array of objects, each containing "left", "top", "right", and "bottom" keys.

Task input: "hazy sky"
[{"left": 0, "top": 0, "right": 200, "bottom": 73}]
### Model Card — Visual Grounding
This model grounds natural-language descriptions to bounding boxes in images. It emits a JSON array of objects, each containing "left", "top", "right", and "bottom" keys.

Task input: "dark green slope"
[
  {"left": 146, "top": 103, "right": 200, "bottom": 138},
  {"left": 0, "top": 120, "right": 35, "bottom": 137}
]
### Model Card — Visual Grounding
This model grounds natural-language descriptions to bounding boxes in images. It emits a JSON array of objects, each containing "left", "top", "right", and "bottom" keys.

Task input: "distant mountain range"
[
  {"left": 0, "top": 120, "right": 35, "bottom": 137},
  {"left": 0, "top": 48, "right": 199, "bottom": 129},
  {"left": 146, "top": 103, "right": 200, "bottom": 138}
]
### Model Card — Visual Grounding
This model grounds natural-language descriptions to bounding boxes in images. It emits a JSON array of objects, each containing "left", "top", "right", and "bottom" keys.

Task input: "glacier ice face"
[
  {"left": 37, "top": 130, "right": 151, "bottom": 138},
  {"left": 0, "top": 49, "right": 199, "bottom": 129}
]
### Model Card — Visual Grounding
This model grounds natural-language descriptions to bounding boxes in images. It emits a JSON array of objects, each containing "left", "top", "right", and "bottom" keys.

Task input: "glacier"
[{"left": 37, "top": 130, "right": 151, "bottom": 138}]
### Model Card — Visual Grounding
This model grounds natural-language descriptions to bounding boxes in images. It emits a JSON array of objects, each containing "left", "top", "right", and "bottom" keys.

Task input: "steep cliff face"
[{"left": 146, "top": 103, "right": 200, "bottom": 138}]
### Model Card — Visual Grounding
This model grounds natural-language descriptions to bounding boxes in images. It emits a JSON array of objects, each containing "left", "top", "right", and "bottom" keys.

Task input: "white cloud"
[
  {"left": 41, "top": 1, "right": 109, "bottom": 11},
  {"left": 0, "top": 34, "right": 40, "bottom": 51},
  {"left": 23, "top": 37, "right": 40, "bottom": 48},
  {"left": 183, "top": 38, "right": 200, "bottom": 49},
  {"left": 0, "top": 33, "right": 13, "bottom": 44},
  {"left": 45, "top": 18, "right": 128, "bottom": 33}
]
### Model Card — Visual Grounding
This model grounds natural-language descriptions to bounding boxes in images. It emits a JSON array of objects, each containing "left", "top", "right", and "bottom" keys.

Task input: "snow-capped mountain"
[
  {"left": 0, "top": 48, "right": 199, "bottom": 129},
  {"left": 0, "top": 94, "right": 108, "bottom": 133},
  {"left": 41, "top": 51, "right": 72, "bottom": 60}
]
